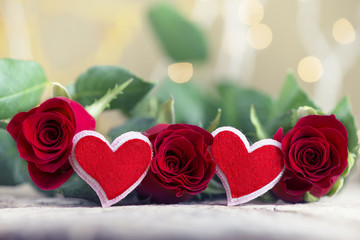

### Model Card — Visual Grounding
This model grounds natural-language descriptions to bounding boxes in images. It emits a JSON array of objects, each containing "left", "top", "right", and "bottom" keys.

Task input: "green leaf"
[
  {"left": 0, "top": 120, "right": 8, "bottom": 129},
  {"left": 57, "top": 174, "right": 99, "bottom": 203},
  {"left": 66, "top": 83, "right": 76, "bottom": 98},
  {"left": 202, "top": 178, "right": 225, "bottom": 195},
  {"left": 207, "top": 108, "right": 222, "bottom": 133},
  {"left": 327, "top": 177, "right": 344, "bottom": 197},
  {"left": 272, "top": 72, "right": 317, "bottom": 118},
  {"left": 108, "top": 117, "right": 155, "bottom": 141},
  {"left": 218, "top": 83, "right": 272, "bottom": 142},
  {"left": 296, "top": 106, "right": 321, "bottom": 119},
  {"left": 0, "top": 59, "right": 47, "bottom": 119},
  {"left": 156, "top": 96, "right": 175, "bottom": 124},
  {"left": 148, "top": 3, "right": 207, "bottom": 62},
  {"left": 250, "top": 105, "right": 268, "bottom": 139},
  {"left": 156, "top": 79, "right": 219, "bottom": 126},
  {"left": 74, "top": 66, "right": 154, "bottom": 115},
  {"left": 257, "top": 192, "right": 278, "bottom": 203},
  {"left": 331, "top": 96, "right": 359, "bottom": 157},
  {"left": 85, "top": 79, "right": 133, "bottom": 119},
  {"left": 0, "top": 129, "right": 55, "bottom": 196},
  {"left": 266, "top": 72, "right": 317, "bottom": 135},
  {"left": 52, "top": 82, "right": 71, "bottom": 99},
  {"left": 304, "top": 191, "right": 319, "bottom": 203},
  {"left": 341, "top": 153, "right": 355, "bottom": 178},
  {"left": 0, "top": 129, "right": 22, "bottom": 185}
]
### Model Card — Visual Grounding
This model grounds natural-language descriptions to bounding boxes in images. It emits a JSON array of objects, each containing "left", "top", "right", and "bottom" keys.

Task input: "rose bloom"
[
  {"left": 272, "top": 114, "right": 348, "bottom": 202},
  {"left": 137, "top": 124, "right": 216, "bottom": 203},
  {"left": 7, "top": 97, "right": 96, "bottom": 190}
]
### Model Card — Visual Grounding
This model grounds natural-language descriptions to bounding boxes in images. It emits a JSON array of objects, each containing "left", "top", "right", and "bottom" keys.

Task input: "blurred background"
[{"left": 0, "top": 0, "right": 359, "bottom": 139}]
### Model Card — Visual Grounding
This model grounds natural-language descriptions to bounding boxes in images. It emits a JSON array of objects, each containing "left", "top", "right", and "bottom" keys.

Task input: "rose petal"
[
  {"left": 38, "top": 98, "right": 76, "bottom": 124},
  {"left": 33, "top": 148, "right": 72, "bottom": 173},
  {"left": 310, "top": 181, "right": 335, "bottom": 197},
  {"left": 60, "top": 97, "right": 96, "bottom": 132},
  {"left": 144, "top": 124, "right": 170, "bottom": 140},
  {"left": 6, "top": 108, "right": 38, "bottom": 140},
  {"left": 273, "top": 128, "right": 283, "bottom": 142},
  {"left": 39, "top": 97, "right": 96, "bottom": 133},
  {"left": 139, "top": 123, "right": 215, "bottom": 202},
  {"left": 321, "top": 128, "right": 348, "bottom": 171},
  {"left": 28, "top": 163, "right": 74, "bottom": 190},
  {"left": 282, "top": 170, "right": 312, "bottom": 196},
  {"left": 296, "top": 115, "right": 348, "bottom": 140}
]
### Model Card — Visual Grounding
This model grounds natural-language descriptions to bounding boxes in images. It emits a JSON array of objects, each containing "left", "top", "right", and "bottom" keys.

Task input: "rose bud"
[
  {"left": 272, "top": 115, "right": 348, "bottom": 202},
  {"left": 7, "top": 97, "right": 96, "bottom": 190},
  {"left": 137, "top": 124, "right": 216, "bottom": 203}
]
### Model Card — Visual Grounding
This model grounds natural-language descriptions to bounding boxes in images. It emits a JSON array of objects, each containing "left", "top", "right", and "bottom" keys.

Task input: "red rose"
[
  {"left": 7, "top": 97, "right": 96, "bottom": 190},
  {"left": 137, "top": 124, "right": 216, "bottom": 203},
  {"left": 272, "top": 115, "right": 348, "bottom": 202}
]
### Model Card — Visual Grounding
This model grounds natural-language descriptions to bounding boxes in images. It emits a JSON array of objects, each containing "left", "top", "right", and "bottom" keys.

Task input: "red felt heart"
[
  {"left": 211, "top": 127, "right": 284, "bottom": 206},
  {"left": 70, "top": 131, "right": 152, "bottom": 207}
]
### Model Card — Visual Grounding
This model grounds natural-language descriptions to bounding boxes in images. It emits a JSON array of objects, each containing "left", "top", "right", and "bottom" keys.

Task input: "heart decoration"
[
  {"left": 70, "top": 130, "right": 152, "bottom": 207},
  {"left": 211, "top": 127, "right": 284, "bottom": 206}
]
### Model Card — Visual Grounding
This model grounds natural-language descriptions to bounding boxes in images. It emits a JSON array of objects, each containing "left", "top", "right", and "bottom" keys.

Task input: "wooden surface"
[{"left": 1, "top": 182, "right": 360, "bottom": 240}]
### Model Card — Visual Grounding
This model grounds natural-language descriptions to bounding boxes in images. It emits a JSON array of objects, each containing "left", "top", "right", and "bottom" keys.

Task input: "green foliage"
[
  {"left": 74, "top": 66, "right": 154, "bottom": 115},
  {"left": 57, "top": 174, "right": 99, "bottom": 203},
  {"left": 148, "top": 3, "right": 207, "bottom": 62},
  {"left": 304, "top": 191, "right": 319, "bottom": 203},
  {"left": 0, "top": 59, "right": 47, "bottom": 119},
  {"left": 265, "top": 72, "right": 317, "bottom": 135},
  {"left": 341, "top": 153, "right": 355, "bottom": 178},
  {"left": 202, "top": 178, "right": 225, "bottom": 195},
  {"left": 218, "top": 83, "right": 272, "bottom": 141},
  {"left": 250, "top": 105, "right": 268, "bottom": 139},
  {"left": 108, "top": 117, "right": 155, "bottom": 141},
  {"left": 156, "top": 97, "right": 175, "bottom": 124},
  {"left": 85, "top": 79, "right": 133, "bottom": 119},
  {"left": 0, "top": 129, "right": 25, "bottom": 185},
  {"left": 207, "top": 108, "right": 222, "bottom": 133},
  {"left": 331, "top": 96, "right": 359, "bottom": 157},
  {"left": 271, "top": 72, "right": 317, "bottom": 118},
  {"left": 0, "top": 129, "right": 55, "bottom": 196},
  {"left": 155, "top": 79, "right": 219, "bottom": 126},
  {"left": 327, "top": 178, "right": 344, "bottom": 197},
  {"left": 0, "top": 120, "right": 7, "bottom": 129},
  {"left": 52, "top": 82, "right": 71, "bottom": 99}
]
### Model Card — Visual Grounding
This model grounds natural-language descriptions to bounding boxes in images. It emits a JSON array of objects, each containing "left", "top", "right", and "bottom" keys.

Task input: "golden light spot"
[
  {"left": 168, "top": 62, "right": 193, "bottom": 84},
  {"left": 297, "top": 56, "right": 323, "bottom": 83},
  {"left": 247, "top": 24, "right": 272, "bottom": 50},
  {"left": 332, "top": 18, "right": 356, "bottom": 44},
  {"left": 238, "top": 0, "right": 264, "bottom": 26}
]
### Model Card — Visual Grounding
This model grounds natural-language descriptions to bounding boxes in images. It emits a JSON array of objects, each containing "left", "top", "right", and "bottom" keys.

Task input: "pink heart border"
[
  {"left": 69, "top": 130, "right": 152, "bottom": 207},
  {"left": 211, "top": 126, "right": 285, "bottom": 206}
]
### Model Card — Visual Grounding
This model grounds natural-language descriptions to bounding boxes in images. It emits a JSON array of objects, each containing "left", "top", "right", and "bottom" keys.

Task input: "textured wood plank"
[{"left": 0, "top": 183, "right": 359, "bottom": 240}]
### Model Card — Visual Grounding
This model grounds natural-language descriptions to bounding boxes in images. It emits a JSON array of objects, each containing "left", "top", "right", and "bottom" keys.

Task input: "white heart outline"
[
  {"left": 69, "top": 130, "right": 152, "bottom": 208},
  {"left": 211, "top": 126, "right": 285, "bottom": 206}
]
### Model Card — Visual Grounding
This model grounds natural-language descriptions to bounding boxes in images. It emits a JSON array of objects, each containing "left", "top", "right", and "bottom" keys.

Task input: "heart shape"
[
  {"left": 211, "top": 127, "right": 284, "bottom": 206},
  {"left": 70, "top": 130, "right": 152, "bottom": 207}
]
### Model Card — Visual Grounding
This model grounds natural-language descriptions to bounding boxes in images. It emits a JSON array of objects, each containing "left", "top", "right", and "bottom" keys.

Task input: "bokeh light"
[
  {"left": 247, "top": 24, "right": 272, "bottom": 50},
  {"left": 168, "top": 62, "right": 193, "bottom": 83},
  {"left": 238, "top": 0, "right": 264, "bottom": 26},
  {"left": 332, "top": 18, "right": 356, "bottom": 44},
  {"left": 297, "top": 56, "right": 323, "bottom": 83}
]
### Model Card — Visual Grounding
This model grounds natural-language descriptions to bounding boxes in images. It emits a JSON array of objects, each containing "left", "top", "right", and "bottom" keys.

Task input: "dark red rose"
[
  {"left": 272, "top": 115, "right": 348, "bottom": 202},
  {"left": 137, "top": 124, "right": 216, "bottom": 203},
  {"left": 7, "top": 97, "right": 96, "bottom": 190}
]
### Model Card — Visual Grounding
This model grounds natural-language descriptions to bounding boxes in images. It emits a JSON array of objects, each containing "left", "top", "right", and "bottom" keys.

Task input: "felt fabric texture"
[
  {"left": 211, "top": 127, "right": 284, "bottom": 206},
  {"left": 70, "top": 131, "right": 152, "bottom": 207}
]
